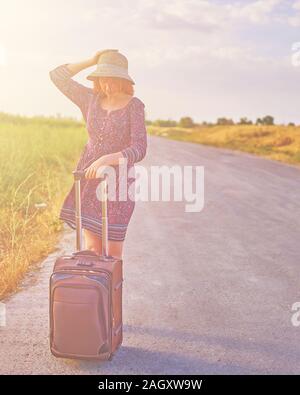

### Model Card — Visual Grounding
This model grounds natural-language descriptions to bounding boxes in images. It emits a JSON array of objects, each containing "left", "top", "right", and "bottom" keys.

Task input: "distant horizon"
[
  {"left": 1, "top": 108, "right": 298, "bottom": 126},
  {"left": 1, "top": 0, "right": 300, "bottom": 124}
]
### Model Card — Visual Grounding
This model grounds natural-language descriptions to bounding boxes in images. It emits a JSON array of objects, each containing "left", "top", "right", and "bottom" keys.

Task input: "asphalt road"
[{"left": 1, "top": 135, "right": 300, "bottom": 374}]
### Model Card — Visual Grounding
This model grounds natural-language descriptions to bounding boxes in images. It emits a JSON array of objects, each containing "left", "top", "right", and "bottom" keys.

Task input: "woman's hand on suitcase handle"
[
  {"left": 84, "top": 152, "right": 124, "bottom": 179},
  {"left": 84, "top": 157, "right": 104, "bottom": 179}
]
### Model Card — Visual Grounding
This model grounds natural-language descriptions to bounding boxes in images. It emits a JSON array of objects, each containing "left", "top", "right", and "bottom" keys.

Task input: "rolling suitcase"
[{"left": 49, "top": 170, "right": 123, "bottom": 361}]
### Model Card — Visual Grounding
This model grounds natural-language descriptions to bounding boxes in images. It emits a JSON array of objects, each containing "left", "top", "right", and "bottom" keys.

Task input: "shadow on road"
[{"left": 55, "top": 323, "right": 297, "bottom": 374}]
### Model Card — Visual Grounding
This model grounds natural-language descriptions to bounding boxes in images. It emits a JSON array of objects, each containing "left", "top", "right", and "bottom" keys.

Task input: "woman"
[{"left": 49, "top": 49, "right": 147, "bottom": 259}]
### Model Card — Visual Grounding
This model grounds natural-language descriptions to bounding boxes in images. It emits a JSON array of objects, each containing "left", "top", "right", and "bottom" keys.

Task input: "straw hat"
[{"left": 86, "top": 50, "right": 135, "bottom": 85}]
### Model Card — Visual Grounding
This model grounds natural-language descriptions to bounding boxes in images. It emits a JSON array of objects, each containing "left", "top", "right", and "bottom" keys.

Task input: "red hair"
[{"left": 92, "top": 77, "right": 134, "bottom": 98}]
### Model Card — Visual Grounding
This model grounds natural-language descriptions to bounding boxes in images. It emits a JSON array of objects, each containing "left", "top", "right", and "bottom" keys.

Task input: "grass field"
[
  {"left": 1, "top": 114, "right": 299, "bottom": 299},
  {"left": 148, "top": 124, "right": 300, "bottom": 166},
  {"left": 0, "top": 113, "right": 86, "bottom": 299}
]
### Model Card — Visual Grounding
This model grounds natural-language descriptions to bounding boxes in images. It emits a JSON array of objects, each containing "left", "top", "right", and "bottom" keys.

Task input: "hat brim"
[{"left": 86, "top": 71, "right": 135, "bottom": 85}]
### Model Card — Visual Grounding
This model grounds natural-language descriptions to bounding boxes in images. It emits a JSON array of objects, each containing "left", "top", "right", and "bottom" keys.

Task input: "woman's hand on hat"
[{"left": 90, "top": 49, "right": 119, "bottom": 66}]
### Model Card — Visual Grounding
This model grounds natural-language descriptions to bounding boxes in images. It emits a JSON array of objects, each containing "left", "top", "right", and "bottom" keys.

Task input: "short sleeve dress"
[{"left": 49, "top": 64, "right": 148, "bottom": 241}]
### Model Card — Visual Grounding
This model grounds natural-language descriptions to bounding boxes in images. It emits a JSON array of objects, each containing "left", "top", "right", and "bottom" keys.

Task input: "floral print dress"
[{"left": 49, "top": 64, "right": 147, "bottom": 241}]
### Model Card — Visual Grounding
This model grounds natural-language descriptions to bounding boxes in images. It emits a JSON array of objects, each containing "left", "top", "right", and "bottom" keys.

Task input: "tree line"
[{"left": 147, "top": 115, "right": 297, "bottom": 128}]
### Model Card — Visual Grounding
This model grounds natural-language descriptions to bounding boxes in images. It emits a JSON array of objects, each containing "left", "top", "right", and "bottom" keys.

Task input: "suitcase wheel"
[{"left": 108, "top": 353, "right": 113, "bottom": 361}]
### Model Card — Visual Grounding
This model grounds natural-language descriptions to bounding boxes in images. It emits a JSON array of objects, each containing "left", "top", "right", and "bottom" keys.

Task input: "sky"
[{"left": 0, "top": 0, "right": 300, "bottom": 124}]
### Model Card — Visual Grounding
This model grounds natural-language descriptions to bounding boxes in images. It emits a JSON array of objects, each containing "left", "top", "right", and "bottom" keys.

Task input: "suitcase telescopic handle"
[
  {"left": 73, "top": 170, "right": 107, "bottom": 181},
  {"left": 72, "top": 170, "right": 109, "bottom": 258}
]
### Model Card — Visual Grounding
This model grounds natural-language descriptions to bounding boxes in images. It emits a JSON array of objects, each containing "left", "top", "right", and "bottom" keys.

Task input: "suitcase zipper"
[{"left": 54, "top": 265, "right": 113, "bottom": 277}]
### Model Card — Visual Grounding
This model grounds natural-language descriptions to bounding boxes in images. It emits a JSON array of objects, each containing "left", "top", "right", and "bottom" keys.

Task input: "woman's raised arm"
[{"left": 49, "top": 50, "right": 117, "bottom": 119}]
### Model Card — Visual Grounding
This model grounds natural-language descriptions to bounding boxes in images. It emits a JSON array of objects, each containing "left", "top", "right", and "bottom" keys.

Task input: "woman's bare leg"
[
  {"left": 108, "top": 240, "right": 124, "bottom": 260},
  {"left": 83, "top": 228, "right": 102, "bottom": 255},
  {"left": 83, "top": 228, "right": 124, "bottom": 259}
]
